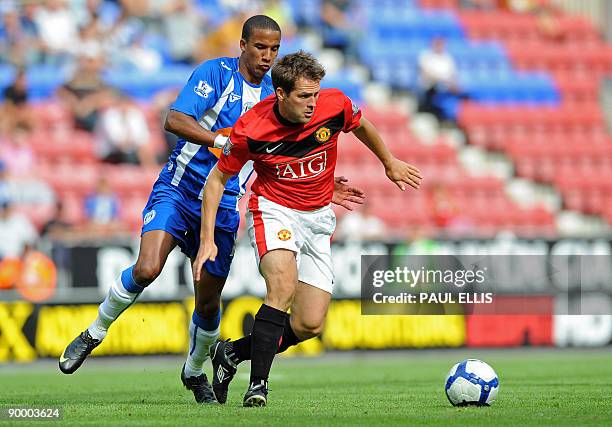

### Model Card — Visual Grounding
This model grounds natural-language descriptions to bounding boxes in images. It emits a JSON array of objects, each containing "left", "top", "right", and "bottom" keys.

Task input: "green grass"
[{"left": 1, "top": 349, "right": 612, "bottom": 426}]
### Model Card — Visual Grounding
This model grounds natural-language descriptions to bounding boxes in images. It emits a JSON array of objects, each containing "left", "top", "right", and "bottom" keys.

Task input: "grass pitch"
[{"left": 1, "top": 349, "right": 611, "bottom": 426}]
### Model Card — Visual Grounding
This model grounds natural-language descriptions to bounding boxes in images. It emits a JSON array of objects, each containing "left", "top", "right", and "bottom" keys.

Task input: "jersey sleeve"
[
  {"left": 170, "top": 60, "right": 225, "bottom": 120},
  {"left": 342, "top": 94, "right": 362, "bottom": 133},
  {"left": 217, "top": 119, "right": 251, "bottom": 176}
]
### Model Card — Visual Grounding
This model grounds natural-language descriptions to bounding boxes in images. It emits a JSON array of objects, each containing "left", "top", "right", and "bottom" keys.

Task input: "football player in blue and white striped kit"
[
  {"left": 58, "top": 15, "right": 366, "bottom": 404},
  {"left": 58, "top": 16, "right": 282, "bottom": 403}
]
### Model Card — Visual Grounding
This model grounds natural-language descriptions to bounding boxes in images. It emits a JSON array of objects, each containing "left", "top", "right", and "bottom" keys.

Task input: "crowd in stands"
[{"left": 0, "top": 0, "right": 610, "bottom": 280}]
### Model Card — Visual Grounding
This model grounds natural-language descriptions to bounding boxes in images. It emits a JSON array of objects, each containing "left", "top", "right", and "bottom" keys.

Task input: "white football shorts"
[{"left": 246, "top": 194, "right": 336, "bottom": 294}]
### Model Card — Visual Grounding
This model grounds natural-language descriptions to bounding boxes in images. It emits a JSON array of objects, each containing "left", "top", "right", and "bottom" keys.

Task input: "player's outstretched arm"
[
  {"left": 193, "top": 166, "right": 232, "bottom": 283},
  {"left": 351, "top": 117, "right": 422, "bottom": 191},
  {"left": 164, "top": 110, "right": 228, "bottom": 148},
  {"left": 332, "top": 176, "right": 366, "bottom": 210}
]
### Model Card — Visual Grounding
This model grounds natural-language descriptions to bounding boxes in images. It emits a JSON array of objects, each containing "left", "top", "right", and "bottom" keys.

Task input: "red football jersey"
[{"left": 217, "top": 88, "right": 362, "bottom": 210}]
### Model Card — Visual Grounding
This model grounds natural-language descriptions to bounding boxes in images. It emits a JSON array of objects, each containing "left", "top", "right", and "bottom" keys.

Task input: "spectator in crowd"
[
  {"left": 320, "top": 0, "right": 362, "bottom": 63},
  {"left": 82, "top": 176, "right": 124, "bottom": 236},
  {"left": 336, "top": 201, "right": 387, "bottom": 242},
  {"left": 427, "top": 183, "right": 474, "bottom": 235},
  {"left": 73, "top": 16, "right": 105, "bottom": 60},
  {"left": 0, "top": 196, "right": 39, "bottom": 260},
  {"left": 105, "top": 5, "right": 145, "bottom": 56},
  {"left": 261, "top": 0, "right": 297, "bottom": 39},
  {"left": 501, "top": 0, "right": 540, "bottom": 13},
  {"left": 193, "top": 9, "right": 250, "bottom": 61},
  {"left": 0, "top": 156, "right": 54, "bottom": 207},
  {"left": 417, "top": 37, "right": 467, "bottom": 123},
  {"left": 119, "top": 0, "right": 155, "bottom": 19},
  {"left": 0, "top": 162, "right": 10, "bottom": 203},
  {"left": 536, "top": 3, "right": 565, "bottom": 43},
  {"left": 0, "top": 124, "right": 35, "bottom": 178},
  {"left": 120, "top": 32, "right": 163, "bottom": 72},
  {"left": 34, "top": 0, "right": 79, "bottom": 65},
  {"left": 0, "top": 4, "right": 41, "bottom": 66},
  {"left": 162, "top": 0, "right": 205, "bottom": 64},
  {"left": 3, "top": 67, "right": 28, "bottom": 106},
  {"left": 74, "top": 0, "right": 119, "bottom": 29},
  {"left": 56, "top": 53, "right": 114, "bottom": 132},
  {"left": 152, "top": 88, "right": 180, "bottom": 158},
  {"left": 94, "top": 91, "right": 156, "bottom": 166},
  {"left": 1, "top": 68, "right": 35, "bottom": 131},
  {"left": 41, "top": 200, "right": 75, "bottom": 241}
]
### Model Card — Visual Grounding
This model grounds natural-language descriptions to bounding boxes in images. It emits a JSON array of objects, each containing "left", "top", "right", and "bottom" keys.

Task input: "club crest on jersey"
[
  {"left": 242, "top": 102, "right": 255, "bottom": 114},
  {"left": 315, "top": 126, "right": 331, "bottom": 143},
  {"left": 276, "top": 151, "right": 327, "bottom": 180},
  {"left": 277, "top": 229, "right": 292, "bottom": 241},
  {"left": 143, "top": 210, "right": 156, "bottom": 225},
  {"left": 194, "top": 80, "right": 214, "bottom": 98},
  {"left": 222, "top": 139, "right": 233, "bottom": 156}
]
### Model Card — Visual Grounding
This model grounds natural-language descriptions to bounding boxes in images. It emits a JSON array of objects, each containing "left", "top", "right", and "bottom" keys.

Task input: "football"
[{"left": 445, "top": 359, "right": 499, "bottom": 406}]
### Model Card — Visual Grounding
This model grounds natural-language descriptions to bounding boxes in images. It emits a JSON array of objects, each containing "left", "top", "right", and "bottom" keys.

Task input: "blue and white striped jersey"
[{"left": 159, "top": 57, "right": 274, "bottom": 210}]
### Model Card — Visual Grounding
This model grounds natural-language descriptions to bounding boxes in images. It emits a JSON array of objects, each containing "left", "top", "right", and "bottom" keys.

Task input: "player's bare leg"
[
  {"left": 59, "top": 230, "right": 176, "bottom": 374},
  {"left": 287, "top": 281, "right": 331, "bottom": 341},
  {"left": 181, "top": 264, "right": 225, "bottom": 404},
  {"left": 243, "top": 249, "right": 297, "bottom": 407},
  {"left": 211, "top": 280, "right": 330, "bottom": 402}
]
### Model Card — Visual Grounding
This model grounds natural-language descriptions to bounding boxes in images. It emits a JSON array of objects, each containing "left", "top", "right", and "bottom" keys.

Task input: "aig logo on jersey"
[
  {"left": 194, "top": 80, "right": 214, "bottom": 98},
  {"left": 315, "top": 126, "right": 331, "bottom": 143},
  {"left": 276, "top": 151, "right": 327, "bottom": 180}
]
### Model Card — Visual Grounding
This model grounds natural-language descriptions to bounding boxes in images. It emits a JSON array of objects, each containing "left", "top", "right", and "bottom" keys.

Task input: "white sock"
[
  {"left": 184, "top": 322, "right": 220, "bottom": 378},
  {"left": 87, "top": 276, "right": 140, "bottom": 341}
]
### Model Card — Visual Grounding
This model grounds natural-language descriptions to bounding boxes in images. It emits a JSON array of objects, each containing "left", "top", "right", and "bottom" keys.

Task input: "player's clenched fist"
[
  {"left": 384, "top": 158, "right": 422, "bottom": 191},
  {"left": 193, "top": 239, "right": 218, "bottom": 283}
]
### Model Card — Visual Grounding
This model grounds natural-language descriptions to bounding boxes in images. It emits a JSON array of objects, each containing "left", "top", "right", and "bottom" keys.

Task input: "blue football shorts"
[{"left": 141, "top": 180, "right": 239, "bottom": 278}]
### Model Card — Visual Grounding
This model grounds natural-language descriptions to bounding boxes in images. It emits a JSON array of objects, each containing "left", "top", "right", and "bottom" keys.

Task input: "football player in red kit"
[{"left": 193, "top": 51, "right": 422, "bottom": 406}]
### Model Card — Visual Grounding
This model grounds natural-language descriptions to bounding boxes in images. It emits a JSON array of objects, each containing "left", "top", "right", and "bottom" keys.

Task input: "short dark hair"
[
  {"left": 241, "top": 15, "right": 281, "bottom": 41},
  {"left": 271, "top": 51, "right": 326, "bottom": 94}
]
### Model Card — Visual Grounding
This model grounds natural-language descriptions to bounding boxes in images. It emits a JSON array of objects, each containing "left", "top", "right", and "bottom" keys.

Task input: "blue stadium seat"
[
  {"left": 369, "top": 11, "right": 464, "bottom": 40},
  {"left": 102, "top": 65, "right": 192, "bottom": 99},
  {"left": 0, "top": 65, "right": 15, "bottom": 97},
  {"left": 287, "top": 0, "right": 322, "bottom": 28},
  {"left": 322, "top": 71, "right": 363, "bottom": 103},
  {"left": 27, "top": 66, "right": 69, "bottom": 100}
]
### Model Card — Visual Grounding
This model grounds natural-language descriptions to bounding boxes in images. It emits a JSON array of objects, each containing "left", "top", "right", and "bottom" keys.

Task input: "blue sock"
[
  {"left": 88, "top": 265, "right": 144, "bottom": 340},
  {"left": 192, "top": 309, "right": 221, "bottom": 332},
  {"left": 185, "top": 309, "right": 222, "bottom": 377},
  {"left": 120, "top": 265, "right": 146, "bottom": 294}
]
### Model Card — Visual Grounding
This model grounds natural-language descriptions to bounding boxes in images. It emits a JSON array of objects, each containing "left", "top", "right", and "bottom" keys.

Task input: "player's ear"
[
  {"left": 239, "top": 38, "right": 246, "bottom": 52},
  {"left": 275, "top": 87, "right": 285, "bottom": 101}
]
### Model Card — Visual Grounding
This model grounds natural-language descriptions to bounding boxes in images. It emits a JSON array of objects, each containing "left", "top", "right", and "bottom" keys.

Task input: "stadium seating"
[
  {"left": 452, "top": 6, "right": 612, "bottom": 225},
  {"left": 4, "top": 0, "right": 610, "bottom": 236}
]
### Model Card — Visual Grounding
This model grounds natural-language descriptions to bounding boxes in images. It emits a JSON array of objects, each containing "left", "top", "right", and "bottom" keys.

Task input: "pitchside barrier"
[{"left": 1, "top": 237, "right": 611, "bottom": 362}]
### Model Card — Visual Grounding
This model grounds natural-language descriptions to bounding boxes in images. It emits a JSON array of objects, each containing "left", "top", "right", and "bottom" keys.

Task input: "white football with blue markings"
[{"left": 445, "top": 359, "right": 499, "bottom": 406}]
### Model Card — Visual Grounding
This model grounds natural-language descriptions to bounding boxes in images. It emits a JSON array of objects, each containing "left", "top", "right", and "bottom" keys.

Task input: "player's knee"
[
  {"left": 133, "top": 259, "right": 163, "bottom": 285},
  {"left": 292, "top": 318, "right": 324, "bottom": 339}
]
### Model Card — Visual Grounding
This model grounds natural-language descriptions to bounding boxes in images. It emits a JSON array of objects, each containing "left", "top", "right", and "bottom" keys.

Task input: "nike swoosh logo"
[
  {"left": 265, "top": 143, "right": 282, "bottom": 153},
  {"left": 59, "top": 351, "right": 68, "bottom": 363}
]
